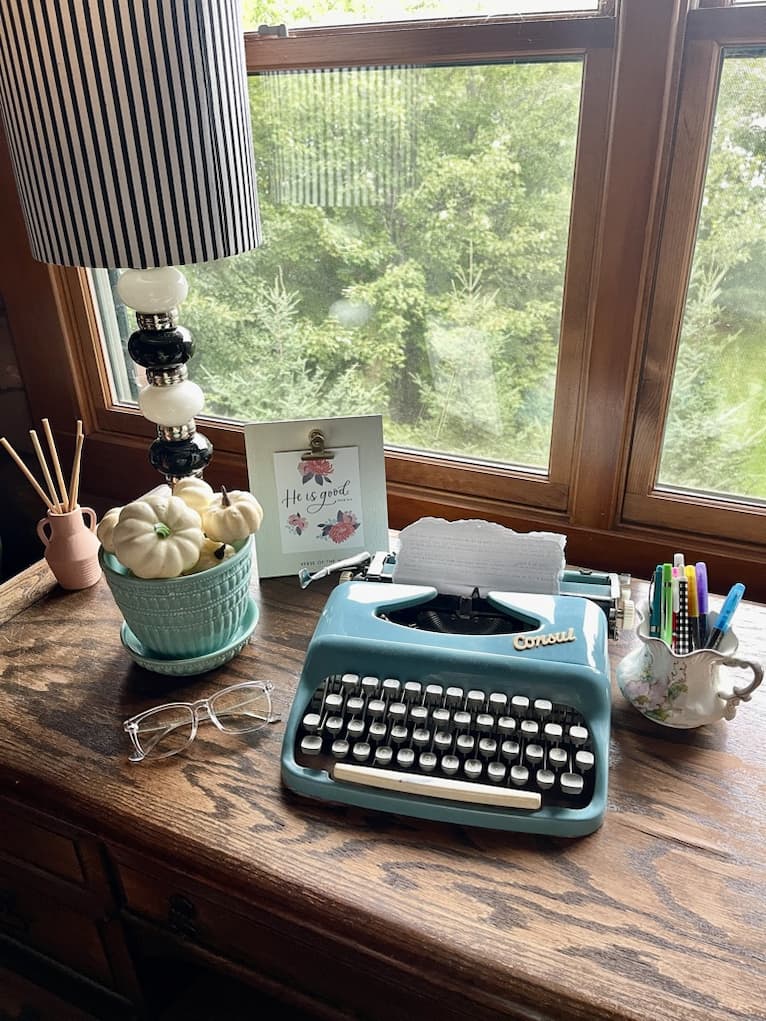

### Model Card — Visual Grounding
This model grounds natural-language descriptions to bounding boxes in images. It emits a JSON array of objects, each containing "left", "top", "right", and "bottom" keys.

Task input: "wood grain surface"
[{"left": 0, "top": 569, "right": 764, "bottom": 1021}]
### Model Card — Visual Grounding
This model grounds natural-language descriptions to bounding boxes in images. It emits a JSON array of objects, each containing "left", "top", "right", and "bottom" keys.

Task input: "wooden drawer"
[
  {"left": 0, "top": 966, "right": 100, "bottom": 1021},
  {"left": 0, "top": 798, "right": 86, "bottom": 887},
  {"left": 0, "top": 873, "right": 115, "bottom": 988}
]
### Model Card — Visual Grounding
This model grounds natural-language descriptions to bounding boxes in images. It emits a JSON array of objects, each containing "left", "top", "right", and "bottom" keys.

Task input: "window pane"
[
  {"left": 658, "top": 54, "right": 766, "bottom": 502},
  {"left": 243, "top": 1, "right": 599, "bottom": 31},
  {"left": 103, "top": 60, "right": 582, "bottom": 471}
]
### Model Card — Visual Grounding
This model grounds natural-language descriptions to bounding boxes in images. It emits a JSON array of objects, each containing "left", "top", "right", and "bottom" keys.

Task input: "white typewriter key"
[
  {"left": 511, "top": 695, "right": 530, "bottom": 714},
  {"left": 412, "top": 728, "right": 431, "bottom": 748},
  {"left": 441, "top": 755, "right": 460, "bottom": 775},
  {"left": 487, "top": 762, "right": 506, "bottom": 783},
  {"left": 497, "top": 716, "right": 517, "bottom": 736},
  {"left": 326, "top": 716, "right": 344, "bottom": 737},
  {"left": 375, "top": 746, "right": 394, "bottom": 767},
  {"left": 534, "top": 699, "right": 553, "bottom": 718},
  {"left": 525, "top": 743, "right": 545, "bottom": 765},
  {"left": 368, "top": 721, "right": 387, "bottom": 742},
  {"left": 341, "top": 673, "right": 360, "bottom": 691},
  {"left": 425, "top": 684, "right": 443, "bottom": 705},
  {"left": 561, "top": 772, "right": 585, "bottom": 796},
  {"left": 419, "top": 752, "right": 438, "bottom": 773},
  {"left": 445, "top": 686, "right": 464, "bottom": 706},
  {"left": 434, "top": 731, "right": 453, "bottom": 752},
  {"left": 390, "top": 724, "right": 408, "bottom": 745},
  {"left": 476, "top": 713, "right": 495, "bottom": 733},
  {"left": 549, "top": 746, "right": 569, "bottom": 770},
  {"left": 346, "top": 696, "right": 365, "bottom": 715},
  {"left": 302, "top": 713, "right": 321, "bottom": 733},
  {"left": 431, "top": 707, "right": 450, "bottom": 728},
  {"left": 388, "top": 702, "right": 408, "bottom": 722},
  {"left": 332, "top": 765, "right": 541, "bottom": 811},
  {"left": 382, "top": 678, "right": 401, "bottom": 698},
  {"left": 347, "top": 719, "right": 365, "bottom": 739},
  {"left": 544, "top": 722, "right": 563, "bottom": 741},
  {"left": 361, "top": 676, "right": 380, "bottom": 695},
  {"left": 331, "top": 739, "right": 350, "bottom": 759},
  {"left": 501, "top": 740, "right": 520, "bottom": 761},
  {"left": 410, "top": 705, "right": 429, "bottom": 725},
  {"left": 536, "top": 769, "right": 555, "bottom": 790},
  {"left": 403, "top": 681, "right": 422, "bottom": 702},
  {"left": 510, "top": 765, "right": 529, "bottom": 786},
  {"left": 478, "top": 738, "right": 497, "bottom": 758},
  {"left": 367, "top": 699, "right": 386, "bottom": 718},
  {"left": 464, "top": 758, "right": 483, "bottom": 780},
  {"left": 456, "top": 734, "right": 475, "bottom": 755},
  {"left": 489, "top": 692, "right": 508, "bottom": 714},
  {"left": 326, "top": 693, "right": 344, "bottom": 713},
  {"left": 575, "top": 750, "right": 595, "bottom": 772},
  {"left": 397, "top": 748, "right": 415, "bottom": 769},
  {"left": 453, "top": 710, "right": 472, "bottom": 729},
  {"left": 467, "top": 690, "right": 485, "bottom": 711},
  {"left": 300, "top": 735, "right": 323, "bottom": 755},
  {"left": 353, "top": 742, "right": 371, "bottom": 762},
  {"left": 569, "top": 725, "right": 589, "bottom": 745},
  {"left": 521, "top": 720, "right": 539, "bottom": 737}
]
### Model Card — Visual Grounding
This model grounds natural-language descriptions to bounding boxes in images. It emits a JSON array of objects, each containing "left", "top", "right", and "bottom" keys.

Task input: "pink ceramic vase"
[{"left": 36, "top": 507, "right": 102, "bottom": 590}]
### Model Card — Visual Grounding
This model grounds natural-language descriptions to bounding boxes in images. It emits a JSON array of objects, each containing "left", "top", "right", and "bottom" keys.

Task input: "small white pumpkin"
[
  {"left": 181, "top": 537, "right": 235, "bottom": 575},
  {"left": 112, "top": 494, "right": 204, "bottom": 579},
  {"left": 202, "top": 486, "right": 264, "bottom": 544},
  {"left": 173, "top": 476, "right": 214, "bottom": 515},
  {"left": 141, "top": 483, "right": 172, "bottom": 501},
  {"left": 96, "top": 506, "right": 123, "bottom": 553}
]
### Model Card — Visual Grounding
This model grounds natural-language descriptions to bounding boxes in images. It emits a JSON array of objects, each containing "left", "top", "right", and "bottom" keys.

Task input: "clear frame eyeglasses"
[{"left": 123, "top": 681, "right": 280, "bottom": 763}]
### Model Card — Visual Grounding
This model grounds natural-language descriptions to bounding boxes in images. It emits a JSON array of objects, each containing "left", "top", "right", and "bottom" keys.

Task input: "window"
[{"left": 3, "top": 0, "right": 765, "bottom": 596}]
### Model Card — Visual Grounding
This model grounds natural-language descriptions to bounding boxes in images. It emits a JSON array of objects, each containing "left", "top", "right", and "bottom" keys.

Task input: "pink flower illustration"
[
  {"left": 299, "top": 458, "right": 334, "bottom": 486},
  {"left": 319, "top": 510, "right": 359, "bottom": 544},
  {"left": 287, "top": 513, "right": 308, "bottom": 536}
]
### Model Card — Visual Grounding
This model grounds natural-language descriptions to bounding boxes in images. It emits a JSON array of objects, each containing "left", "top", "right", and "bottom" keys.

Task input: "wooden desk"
[{"left": 0, "top": 563, "right": 764, "bottom": 1021}]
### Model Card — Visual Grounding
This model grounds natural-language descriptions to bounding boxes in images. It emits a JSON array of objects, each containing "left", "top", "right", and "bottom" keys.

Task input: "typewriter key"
[
  {"left": 497, "top": 716, "right": 517, "bottom": 736},
  {"left": 476, "top": 713, "right": 494, "bottom": 733},
  {"left": 390, "top": 724, "right": 408, "bottom": 745},
  {"left": 346, "top": 696, "right": 365, "bottom": 715},
  {"left": 445, "top": 686, "right": 463, "bottom": 707},
  {"left": 441, "top": 755, "right": 460, "bottom": 775},
  {"left": 549, "top": 747, "right": 568, "bottom": 770},
  {"left": 464, "top": 758, "right": 483, "bottom": 780},
  {"left": 410, "top": 705, "right": 429, "bottom": 725},
  {"left": 501, "top": 740, "right": 520, "bottom": 761},
  {"left": 419, "top": 751, "right": 438, "bottom": 773},
  {"left": 544, "top": 722, "right": 563, "bottom": 741},
  {"left": 521, "top": 719, "right": 539, "bottom": 737},
  {"left": 368, "top": 721, "right": 387, "bottom": 743},
  {"left": 332, "top": 739, "right": 350, "bottom": 759},
  {"left": 536, "top": 769, "right": 555, "bottom": 790},
  {"left": 487, "top": 762, "right": 507, "bottom": 783},
  {"left": 489, "top": 692, "right": 508, "bottom": 714},
  {"left": 403, "top": 681, "right": 422, "bottom": 702},
  {"left": 412, "top": 728, "right": 431, "bottom": 748},
  {"left": 341, "top": 673, "right": 360, "bottom": 692},
  {"left": 367, "top": 699, "right": 386, "bottom": 719},
  {"left": 431, "top": 707, "right": 450, "bottom": 728},
  {"left": 511, "top": 695, "right": 530, "bottom": 714},
  {"left": 361, "top": 676, "right": 380, "bottom": 695},
  {"left": 302, "top": 713, "right": 321, "bottom": 733},
  {"left": 456, "top": 734, "right": 475, "bottom": 755},
  {"left": 347, "top": 719, "right": 365, "bottom": 739},
  {"left": 397, "top": 748, "right": 415, "bottom": 769},
  {"left": 575, "top": 750, "right": 595, "bottom": 771},
  {"left": 525, "top": 744, "right": 544, "bottom": 765},
  {"left": 375, "top": 746, "right": 393, "bottom": 767},
  {"left": 510, "top": 764, "right": 529, "bottom": 786},
  {"left": 478, "top": 738, "right": 497, "bottom": 758},
  {"left": 467, "top": 690, "right": 485, "bottom": 711},
  {"left": 453, "top": 710, "right": 471, "bottom": 729},
  {"left": 301, "top": 735, "right": 322, "bottom": 756},
  {"left": 425, "top": 684, "right": 443, "bottom": 705},
  {"left": 353, "top": 742, "right": 371, "bottom": 762},
  {"left": 561, "top": 772, "right": 585, "bottom": 796},
  {"left": 433, "top": 731, "right": 453, "bottom": 752},
  {"left": 382, "top": 678, "right": 401, "bottom": 698},
  {"left": 569, "top": 725, "right": 589, "bottom": 746},
  {"left": 326, "top": 716, "right": 344, "bottom": 738},
  {"left": 534, "top": 699, "right": 553, "bottom": 719}
]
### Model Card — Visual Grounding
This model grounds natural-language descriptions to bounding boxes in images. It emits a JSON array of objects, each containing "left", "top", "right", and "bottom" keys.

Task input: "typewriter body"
[{"left": 281, "top": 581, "right": 611, "bottom": 837}]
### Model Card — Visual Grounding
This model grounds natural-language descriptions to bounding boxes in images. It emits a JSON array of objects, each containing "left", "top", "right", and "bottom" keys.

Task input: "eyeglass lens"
[
  {"left": 209, "top": 685, "right": 273, "bottom": 734},
  {"left": 134, "top": 705, "right": 195, "bottom": 759}
]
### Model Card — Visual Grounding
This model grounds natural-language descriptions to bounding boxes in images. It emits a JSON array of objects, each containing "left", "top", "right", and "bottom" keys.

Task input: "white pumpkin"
[
  {"left": 181, "top": 537, "right": 235, "bottom": 575},
  {"left": 96, "top": 506, "right": 123, "bottom": 553},
  {"left": 202, "top": 487, "right": 264, "bottom": 544},
  {"left": 112, "top": 494, "right": 204, "bottom": 579},
  {"left": 173, "top": 476, "right": 214, "bottom": 515}
]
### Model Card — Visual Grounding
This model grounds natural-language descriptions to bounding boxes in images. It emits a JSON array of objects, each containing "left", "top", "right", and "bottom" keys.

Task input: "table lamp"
[{"left": 0, "top": 0, "right": 261, "bottom": 481}]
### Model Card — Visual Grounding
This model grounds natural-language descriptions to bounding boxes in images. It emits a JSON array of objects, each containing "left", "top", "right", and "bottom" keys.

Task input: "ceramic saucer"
[{"left": 120, "top": 595, "right": 259, "bottom": 676}]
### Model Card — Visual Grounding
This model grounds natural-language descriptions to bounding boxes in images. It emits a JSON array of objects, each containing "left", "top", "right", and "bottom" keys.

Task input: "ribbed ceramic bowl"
[{"left": 100, "top": 536, "right": 253, "bottom": 659}]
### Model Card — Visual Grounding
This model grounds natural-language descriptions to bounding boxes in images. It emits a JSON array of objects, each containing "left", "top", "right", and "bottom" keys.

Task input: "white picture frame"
[{"left": 244, "top": 415, "right": 389, "bottom": 580}]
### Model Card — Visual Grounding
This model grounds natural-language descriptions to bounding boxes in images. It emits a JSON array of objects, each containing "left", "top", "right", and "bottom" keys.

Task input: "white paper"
[{"left": 392, "top": 517, "right": 565, "bottom": 596}]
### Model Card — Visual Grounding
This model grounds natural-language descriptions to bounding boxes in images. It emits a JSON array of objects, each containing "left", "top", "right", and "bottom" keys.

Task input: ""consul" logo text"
[{"left": 513, "top": 627, "right": 576, "bottom": 651}]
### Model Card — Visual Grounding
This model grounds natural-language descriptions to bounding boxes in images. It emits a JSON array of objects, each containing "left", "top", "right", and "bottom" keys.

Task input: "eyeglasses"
[{"left": 123, "top": 681, "right": 280, "bottom": 763}]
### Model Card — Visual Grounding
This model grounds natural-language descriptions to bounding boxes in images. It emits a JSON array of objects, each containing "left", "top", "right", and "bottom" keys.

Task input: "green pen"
[{"left": 661, "top": 563, "right": 673, "bottom": 646}]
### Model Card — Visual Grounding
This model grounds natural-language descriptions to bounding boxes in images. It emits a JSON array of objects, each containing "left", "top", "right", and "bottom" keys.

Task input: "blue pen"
[
  {"left": 649, "top": 565, "right": 663, "bottom": 638},
  {"left": 705, "top": 583, "right": 745, "bottom": 650}
]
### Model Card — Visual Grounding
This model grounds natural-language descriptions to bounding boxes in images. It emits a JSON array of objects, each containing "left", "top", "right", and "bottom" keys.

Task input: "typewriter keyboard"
[{"left": 294, "top": 673, "right": 597, "bottom": 811}]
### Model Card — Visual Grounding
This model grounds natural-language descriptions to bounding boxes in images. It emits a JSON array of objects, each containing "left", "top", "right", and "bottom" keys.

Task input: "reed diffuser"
[{"left": 1, "top": 420, "right": 101, "bottom": 590}]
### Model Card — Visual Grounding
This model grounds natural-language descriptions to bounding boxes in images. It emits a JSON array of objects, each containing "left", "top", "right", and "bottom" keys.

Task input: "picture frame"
[{"left": 244, "top": 415, "right": 389, "bottom": 580}]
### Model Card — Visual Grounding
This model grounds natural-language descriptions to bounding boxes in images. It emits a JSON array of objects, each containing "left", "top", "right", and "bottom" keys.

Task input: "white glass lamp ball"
[
  {"left": 116, "top": 267, "right": 189, "bottom": 313},
  {"left": 138, "top": 379, "right": 205, "bottom": 426}
]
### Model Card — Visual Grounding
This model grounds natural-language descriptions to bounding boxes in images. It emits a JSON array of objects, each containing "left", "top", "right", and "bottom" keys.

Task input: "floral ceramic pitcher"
[{"left": 616, "top": 603, "right": 763, "bottom": 728}]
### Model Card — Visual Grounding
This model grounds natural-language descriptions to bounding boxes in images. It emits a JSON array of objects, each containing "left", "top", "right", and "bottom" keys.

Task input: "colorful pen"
[
  {"left": 696, "top": 562, "right": 709, "bottom": 646},
  {"left": 661, "top": 563, "right": 673, "bottom": 647},
  {"left": 671, "top": 568, "right": 680, "bottom": 649},
  {"left": 685, "top": 565, "right": 700, "bottom": 650},
  {"left": 706, "top": 583, "right": 745, "bottom": 651},
  {"left": 676, "top": 576, "right": 690, "bottom": 654},
  {"left": 650, "top": 564, "right": 663, "bottom": 639}
]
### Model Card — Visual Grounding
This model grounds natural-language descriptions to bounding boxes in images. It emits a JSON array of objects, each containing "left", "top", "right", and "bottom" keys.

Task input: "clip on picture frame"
[{"left": 244, "top": 415, "right": 389, "bottom": 580}]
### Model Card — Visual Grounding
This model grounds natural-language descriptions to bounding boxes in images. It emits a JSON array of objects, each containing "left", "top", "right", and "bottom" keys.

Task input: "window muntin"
[
  {"left": 102, "top": 58, "right": 583, "bottom": 472},
  {"left": 657, "top": 52, "right": 766, "bottom": 503}
]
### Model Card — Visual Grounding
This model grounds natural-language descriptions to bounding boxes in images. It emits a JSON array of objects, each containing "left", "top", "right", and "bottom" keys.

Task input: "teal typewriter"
[{"left": 281, "top": 580, "right": 611, "bottom": 837}]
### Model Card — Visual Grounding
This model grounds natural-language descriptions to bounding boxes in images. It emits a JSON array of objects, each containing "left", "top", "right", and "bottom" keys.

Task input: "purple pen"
[{"left": 696, "top": 562, "right": 709, "bottom": 645}]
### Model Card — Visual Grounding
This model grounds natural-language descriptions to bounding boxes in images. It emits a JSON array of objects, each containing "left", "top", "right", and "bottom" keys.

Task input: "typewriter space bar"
[{"left": 332, "top": 764, "right": 542, "bottom": 810}]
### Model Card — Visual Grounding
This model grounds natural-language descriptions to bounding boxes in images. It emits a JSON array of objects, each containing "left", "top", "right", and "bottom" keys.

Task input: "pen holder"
[{"left": 616, "top": 603, "right": 763, "bottom": 728}]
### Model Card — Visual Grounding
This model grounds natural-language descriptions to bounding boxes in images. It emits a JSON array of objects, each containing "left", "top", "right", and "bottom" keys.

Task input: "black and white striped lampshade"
[{"left": 0, "top": 0, "right": 261, "bottom": 269}]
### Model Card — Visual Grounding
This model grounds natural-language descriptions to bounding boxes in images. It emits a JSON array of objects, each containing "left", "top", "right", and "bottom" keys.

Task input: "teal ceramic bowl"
[{"left": 100, "top": 536, "right": 254, "bottom": 659}]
